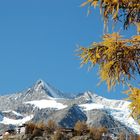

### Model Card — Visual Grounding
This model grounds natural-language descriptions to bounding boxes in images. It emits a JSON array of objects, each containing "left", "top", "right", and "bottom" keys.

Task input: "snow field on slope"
[
  {"left": 80, "top": 102, "right": 140, "bottom": 134},
  {"left": 25, "top": 99, "right": 67, "bottom": 110},
  {"left": 110, "top": 109, "right": 140, "bottom": 134}
]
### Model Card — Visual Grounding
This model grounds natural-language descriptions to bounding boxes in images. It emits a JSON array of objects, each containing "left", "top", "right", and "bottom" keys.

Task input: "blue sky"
[{"left": 0, "top": 0, "right": 137, "bottom": 99}]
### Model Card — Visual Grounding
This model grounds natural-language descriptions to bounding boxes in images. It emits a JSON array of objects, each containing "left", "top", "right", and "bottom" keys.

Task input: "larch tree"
[{"left": 78, "top": 0, "right": 140, "bottom": 121}]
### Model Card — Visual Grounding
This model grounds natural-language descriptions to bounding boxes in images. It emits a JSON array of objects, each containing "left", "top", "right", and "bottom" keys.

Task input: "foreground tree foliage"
[
  {"left": 118, "top": 132, "right": 126, "bottom": 140},
  {"left": 89, "top": 127, "right": 107, "bottom": 139},
  {"left": 46, "top": 119, "right": 57, "bottom": 134},
  {"left": 25, "top": 122, "right": 36, "bottom": 134},
  {"left": 79, "top": 33, "right": 140, "bottom": 90},
  {"left": 74, "top": 121, "right": 88, "bottom": 136},
  {"left": 125, "top": 86, "right": 140, "bottom": 121},
  {"left": 81, "top": 0, "right": 140, "bottom": 32},
  {"left": 79, "top": 0, "right": 140, "bottom": 121}
]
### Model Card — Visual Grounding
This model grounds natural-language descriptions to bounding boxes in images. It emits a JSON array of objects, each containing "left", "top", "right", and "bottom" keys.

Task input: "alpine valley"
[{"left": 0, "top": 80, "right": 140, "bottom": 135}]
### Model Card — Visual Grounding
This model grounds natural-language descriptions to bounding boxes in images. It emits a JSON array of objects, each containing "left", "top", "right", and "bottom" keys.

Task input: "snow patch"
[
  {"left": 0, "top": 115, "right": 33, "bottom": 126},
  {"left": 80, "top": 103, "right": 105, "bottom": 110},
  {"left": 2, "top": 110, "right": 23, "bottom": 117}
]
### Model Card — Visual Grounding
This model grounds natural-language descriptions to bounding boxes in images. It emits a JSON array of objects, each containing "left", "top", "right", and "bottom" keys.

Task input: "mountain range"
[{"left": 0, "top": 79, "right": 140, "bottom": 135}]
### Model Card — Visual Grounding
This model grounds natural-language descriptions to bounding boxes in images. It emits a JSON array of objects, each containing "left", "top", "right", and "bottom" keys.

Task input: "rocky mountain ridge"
[{"left": 0, "top": 79, "right": 139, "bottom": 135}]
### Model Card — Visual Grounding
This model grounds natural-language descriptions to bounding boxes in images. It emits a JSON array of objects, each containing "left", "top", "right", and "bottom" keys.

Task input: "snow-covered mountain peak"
[
  {"left": 33, "top": 79, "right": 47, "bottom": 92},
  {"left": 31, "top": 79, "right": 67, "bottom": 98},
  {"left": 76, "top": 91, "right": 101, "bottom": 103},
  {"left": 82, "top": 91, "right": 95, "bottom": 100},
  {"left": 76, "top": 91, "right": 131, "bottom": 111},
  {"left": 83, "top": 91, "right": 93, "bottom": 96}
]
